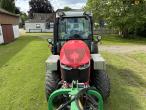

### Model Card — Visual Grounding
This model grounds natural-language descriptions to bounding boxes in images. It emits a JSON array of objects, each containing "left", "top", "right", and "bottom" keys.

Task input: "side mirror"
[
  {"left": 94, "top": 35, "right": 102, "bottom": 43},
  {"left": 97, "top": 35, "right": 102, "bottom": 42},
  {"left": 47, "top": 38, "right": 53, "bottom": 45}
]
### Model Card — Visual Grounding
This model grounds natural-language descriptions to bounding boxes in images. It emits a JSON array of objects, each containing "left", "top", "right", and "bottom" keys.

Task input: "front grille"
[{"left": 60, "top": 63, "right": 90, "bottom": 83}]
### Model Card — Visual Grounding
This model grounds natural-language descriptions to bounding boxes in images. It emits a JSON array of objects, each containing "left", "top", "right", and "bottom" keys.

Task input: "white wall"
[
  {"left": 0, "top": 24, "right": 4, "bottom": 44},
  {"left": 45, "top": 28, "right": 53, "bottom": 32},
  {"left": 13, "top": 25, "right": 20, "bottom": 39},
  {"left": 25, "top": 22, "right": 53, "bottom": 32}
]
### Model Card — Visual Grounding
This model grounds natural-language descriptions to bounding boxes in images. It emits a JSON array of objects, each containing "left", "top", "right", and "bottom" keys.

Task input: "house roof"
[
  {"left": 26, "top": 13, "right": 55, "bottom": 23},
  {"left": 0, "top": 8, "right": 19, "bottom": 17}
]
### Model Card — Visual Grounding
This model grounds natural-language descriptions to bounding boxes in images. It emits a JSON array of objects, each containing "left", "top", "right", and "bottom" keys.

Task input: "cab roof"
[{"left": 56, "top": 9, "right": 92, "bottom": 18}]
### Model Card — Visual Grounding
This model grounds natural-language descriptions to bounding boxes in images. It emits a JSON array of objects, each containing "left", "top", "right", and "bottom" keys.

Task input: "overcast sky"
[{"left": 15, "top": 0, "right": 87, "bottom": 13}]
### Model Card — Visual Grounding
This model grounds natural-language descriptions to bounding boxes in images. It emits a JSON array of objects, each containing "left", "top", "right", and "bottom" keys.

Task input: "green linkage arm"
[{"left": 48, "top": 88, "right": 103, "bottom": 110}]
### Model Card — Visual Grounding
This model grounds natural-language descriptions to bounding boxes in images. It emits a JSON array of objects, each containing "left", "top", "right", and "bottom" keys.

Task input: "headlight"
[
  {"left": 78, "top": 62, "right": 90, "bottom": 70},
  {"left": 61, "top": 64, "right": 72, "bottom": 70},
  {"left": 61, "top": 62, "right": 90, "bottom": 70}
]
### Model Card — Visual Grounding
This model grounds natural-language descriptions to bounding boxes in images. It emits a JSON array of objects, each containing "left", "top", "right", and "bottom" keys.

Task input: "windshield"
[{"left": 58, "top": 17, "right": 92, "bottom": 40}]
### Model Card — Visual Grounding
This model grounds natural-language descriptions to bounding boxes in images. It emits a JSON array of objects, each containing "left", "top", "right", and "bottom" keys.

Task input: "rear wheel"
[
  {"left": 45, "top": 71, "right": 60, "bottom": 101},
  {"left": 91, "top": 70, "right": 110, "bottom": 100}
]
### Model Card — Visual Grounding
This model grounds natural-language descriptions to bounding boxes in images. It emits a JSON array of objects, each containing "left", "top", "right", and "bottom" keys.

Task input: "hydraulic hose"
[
  {"left": 75, "top": 87, "right": 99, "bottom": 110},
  {"left": 57, "top": 87, "right": 99, "bottom": 110}
]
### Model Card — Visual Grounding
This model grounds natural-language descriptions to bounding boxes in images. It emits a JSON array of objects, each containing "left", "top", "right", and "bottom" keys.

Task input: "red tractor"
[{"left": 46, "top": 10, "right": 110, "bottom": 110}]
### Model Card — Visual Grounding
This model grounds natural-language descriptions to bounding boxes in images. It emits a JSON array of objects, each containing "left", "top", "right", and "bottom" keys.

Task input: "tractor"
[{"left": 46, "top": 9, "right": 110, "bottom": 110}]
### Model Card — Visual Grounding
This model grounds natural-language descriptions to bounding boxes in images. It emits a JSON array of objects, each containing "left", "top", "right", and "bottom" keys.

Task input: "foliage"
[
  {"left": 19, "top": 12, "right": 28, "bottom": 27},
  {"left": 63, "top": 6, "right": 72, "bottom": 11},
  {"left": 15, "top": 7, "right": 21, "bottom": 14},
  {"left": 0, "top": 0, "right": 15, "bottom": 13},
  {"left": 29, "top": 0, "right": 54, "bottom": 18},
  {"left": 86, "top": 0, "right": 146, "bottom": 37},
  {"left": 0, "top": 0, "right": 21, "bottom": 14},
  {"left": 136, "top": 23, "right": 146, "bottom": 36}
]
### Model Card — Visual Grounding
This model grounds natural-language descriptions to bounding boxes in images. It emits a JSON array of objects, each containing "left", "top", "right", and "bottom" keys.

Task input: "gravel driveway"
[{"left": 99, "top": 45, "right": 146, "bottom": 53}]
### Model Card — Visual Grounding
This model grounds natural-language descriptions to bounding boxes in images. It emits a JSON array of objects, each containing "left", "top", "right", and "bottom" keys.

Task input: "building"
[
  {"left": 0, "top": 8, "right": 20, "bottom": 44},
  {"left": 25, "top": 13, "right": 55, "bottom": 33}
]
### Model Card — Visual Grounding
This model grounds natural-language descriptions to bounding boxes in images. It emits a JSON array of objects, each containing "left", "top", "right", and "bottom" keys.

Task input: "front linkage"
[{"left": 48, "top": 81, "right": 103, "bottom": 110}]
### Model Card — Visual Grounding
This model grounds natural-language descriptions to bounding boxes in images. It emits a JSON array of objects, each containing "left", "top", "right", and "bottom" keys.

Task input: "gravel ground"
[{"left": 99, "top": 45, "right": 146, "bottom": 53}]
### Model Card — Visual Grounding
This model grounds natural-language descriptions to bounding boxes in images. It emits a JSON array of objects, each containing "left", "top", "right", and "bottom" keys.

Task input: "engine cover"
[
  {"left": 60, "top": 40, "right": 90, "bottom": 83},
  {"left": 60, "top": 40, "right": 90, "bottom": 68}
]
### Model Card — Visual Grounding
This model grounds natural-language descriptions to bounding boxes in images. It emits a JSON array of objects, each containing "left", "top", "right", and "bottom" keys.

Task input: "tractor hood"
[{"left": 60, "top": 40, "right": 90, "bottom": 68}]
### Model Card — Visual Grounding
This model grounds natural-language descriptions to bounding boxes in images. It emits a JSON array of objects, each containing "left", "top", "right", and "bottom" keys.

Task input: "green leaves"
[
  {"left": 63, "top": 6, "right": 72, "bottom": 11},
  {"left": 0, "top": 0, "right": 15, "bottom": 13},
  {"left": 86, "top": 0, "right": 146, "bottom": 37}
]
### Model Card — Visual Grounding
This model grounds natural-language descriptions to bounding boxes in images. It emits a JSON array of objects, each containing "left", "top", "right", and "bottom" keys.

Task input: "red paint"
[
  {"left": 60, "top": 40, "right": 90, "bottom": 68},
  {"left": 2, "top": 24, "right": 14, "bottom": 44}
]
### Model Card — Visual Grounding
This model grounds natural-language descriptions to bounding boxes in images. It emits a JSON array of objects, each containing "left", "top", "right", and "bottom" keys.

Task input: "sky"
[{"left": 15, "top": 0, "right": 87, "bottom": 13}]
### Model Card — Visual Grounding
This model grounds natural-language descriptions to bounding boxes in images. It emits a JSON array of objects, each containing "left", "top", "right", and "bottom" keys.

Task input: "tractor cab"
[{"left": 49, "top": 10, "right": 100, "bottom": 55}]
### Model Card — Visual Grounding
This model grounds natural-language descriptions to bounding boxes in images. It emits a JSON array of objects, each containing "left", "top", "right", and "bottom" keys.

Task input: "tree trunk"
[
  {"left": 134, "top": 27, "right": 137, "bottom": 37},
  {"left": 122, "top": 28, "right": 129, "bottom": 38}
]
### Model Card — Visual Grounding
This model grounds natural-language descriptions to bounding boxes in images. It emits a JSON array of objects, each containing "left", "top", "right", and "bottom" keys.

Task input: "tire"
[
  {"left": 91, "top": 70, "right": 110, "bottom": 100},
  {"left": 45, "top": 71, "right": 60, "bottom": 101}
]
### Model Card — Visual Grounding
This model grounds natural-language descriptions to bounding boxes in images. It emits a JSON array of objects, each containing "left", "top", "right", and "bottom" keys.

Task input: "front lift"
[{"left": 48, "top": 81, "right": 103, "bottom": 110}]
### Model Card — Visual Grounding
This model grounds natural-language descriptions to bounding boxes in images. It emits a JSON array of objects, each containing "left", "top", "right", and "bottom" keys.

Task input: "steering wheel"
[
  {"left": 69, "top": 30, "right": 82, "bottom": 39},
  {"left": 70, "top": 30, "right": 78, "bottom": 34},
  {"left": 70, "top": 34, "right": 82, "bottom": 39}
]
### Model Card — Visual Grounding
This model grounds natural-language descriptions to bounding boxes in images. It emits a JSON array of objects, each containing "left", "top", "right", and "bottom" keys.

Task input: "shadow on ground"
[{"left": 104, "top": 64, "right": 145, "bottom": 110}]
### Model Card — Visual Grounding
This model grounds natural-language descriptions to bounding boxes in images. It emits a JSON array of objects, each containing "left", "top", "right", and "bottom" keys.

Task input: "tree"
[
  {"left": 29, "top": 0, "right": 54, "bottom": 18},
  {"left": 0, "top": 0, "right": 20, "bottom": 14},
  {"left": 0, "top": 0, "right": 15, "bottom": 13},
  {"left": 63, "top": 6, "right": 72, "bottom": 11},
  {"left": 20, "top": 12, "right": 28, "bottom": 26},
  {"left": 86, "top": 0, "right": 146, "bottom": 37},
  {"left": 15, "top": 7, "right": 21, "bottom": 14},
  {"left": 0, "top": 0, "right": 1, "bottom": 5}
]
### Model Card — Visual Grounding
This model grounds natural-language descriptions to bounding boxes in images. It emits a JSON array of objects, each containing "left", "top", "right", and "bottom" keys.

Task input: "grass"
[
  {"left": 0, "top": 34, "right": 146, "bottom": 110},
  {"left": 20, "top": 31, "right": 53, "bottom": 37},
  {"left": 102, "top": 35, "right": 146, "bottom": 45},
  {"left": 103, "top": 52, "right": 146, "bottom": 110},
  {"left": 0, "top": 36, "right": 50, "bottom": 110}
]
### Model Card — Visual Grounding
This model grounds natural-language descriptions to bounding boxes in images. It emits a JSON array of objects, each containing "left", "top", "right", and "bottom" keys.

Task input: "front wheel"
[
  {"left": 90, "top": 70, "right": 110, "bottom": 100},
  {"left": 45, "top": 71, "right": 60, "bottom": 101}
]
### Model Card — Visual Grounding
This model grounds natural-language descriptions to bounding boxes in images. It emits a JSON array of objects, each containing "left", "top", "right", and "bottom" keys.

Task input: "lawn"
[
  {"left": 103, "top": 52, "right": 146, "bottom": 110},
  {"left": 102, "top": 35, "right": 146, "bottom": 45},
  {"left": 0, "top": 34, "right": 146, "bottom": 110},
  {"left": 0, "top": 36, "right": 50, "bottom": 110}
]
